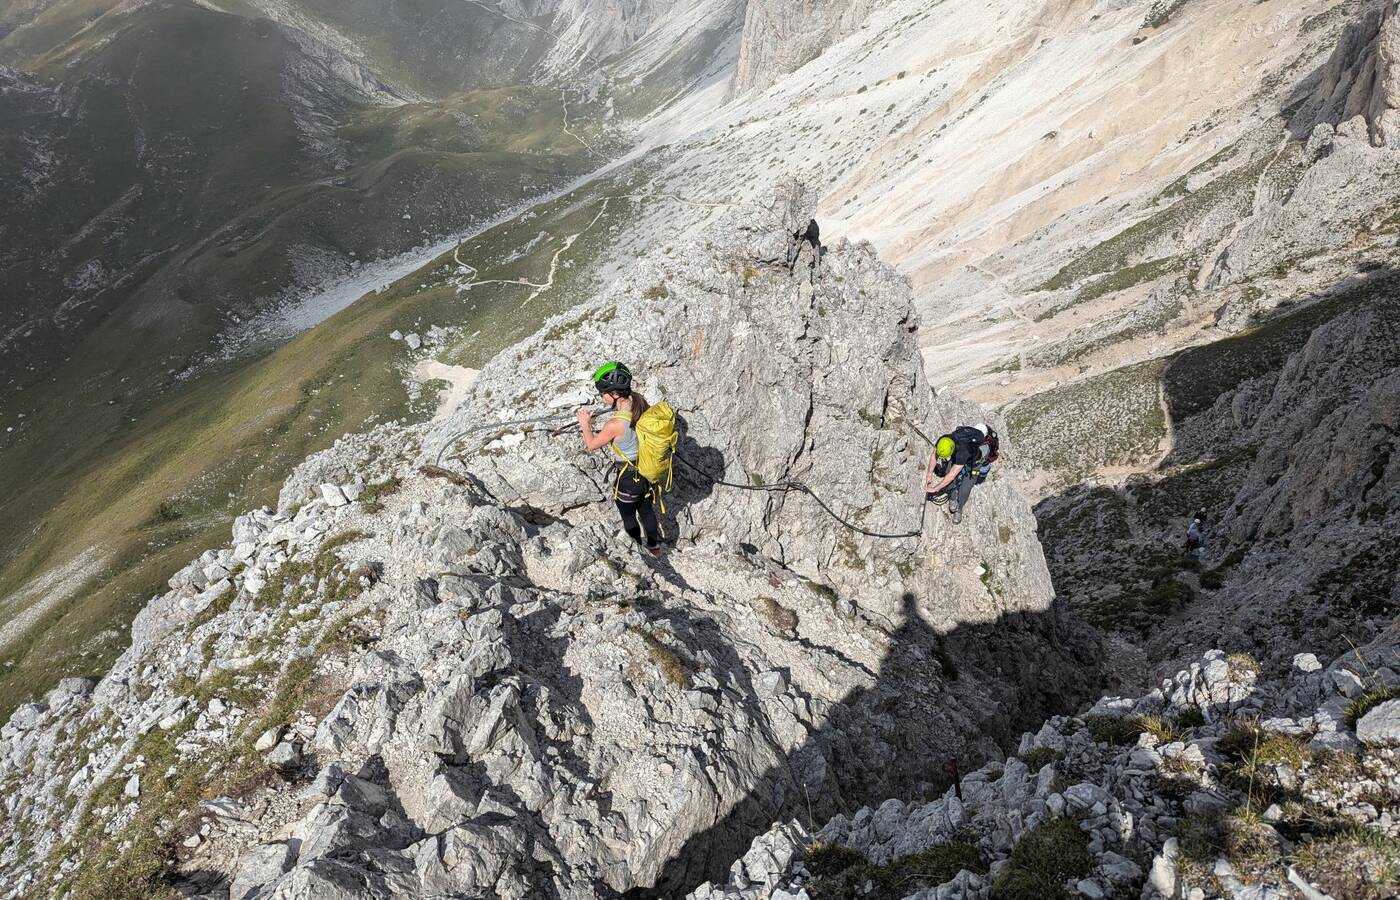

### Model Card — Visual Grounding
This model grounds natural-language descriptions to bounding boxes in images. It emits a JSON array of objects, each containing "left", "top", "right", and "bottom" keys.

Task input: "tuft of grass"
[
  {"left": 1217, "top": 720, "right": 1311, "bottom": 809},
  {"left": 1219, "top": 722, "right": 1309, "bottom": 770},
  {"left": 189, "top": 667, "right": 260, "bottom": 708},
  {"left": 994, "top": 818, "right": 1092, "bottom": 900},
  {"left": 256, "top": 529, "right": 368, "bottom": 611},
  {"left": 1226, "top": 653, "right": 1260, "bottom": 677},
  {"left": 319, "top": 613, "right": 375, "bottom": 652},
  {"left": 1137, "top": 714, "right": 1182, "bottom": 744},
  {"left": 1176, "top": 807, "right": 1281, "bottom": 880},
  {"left": 1019, "top": 747, "right": 1064, "bottom": 772},
  {"left": 629, "top": 627, "right": 689, "bottom": 689},
  {"left": 420, "top": 464, "right": 468, "bottom": 486},
  {"left": 642, "top": 282, "right": 669, "bottom": 301},
  {"left": 356, "top": 477, "right": 401, "bottom": 513}
]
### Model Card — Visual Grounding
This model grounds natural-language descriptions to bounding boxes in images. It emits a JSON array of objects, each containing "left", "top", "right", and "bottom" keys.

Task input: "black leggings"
[{"left": 615, "top": 468, "right": 660, "bottom": 549}]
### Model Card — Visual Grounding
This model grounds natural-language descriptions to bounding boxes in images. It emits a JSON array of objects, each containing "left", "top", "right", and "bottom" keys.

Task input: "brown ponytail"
[{"left": 628, "top": 391, "right": 649, "bottom": 426}]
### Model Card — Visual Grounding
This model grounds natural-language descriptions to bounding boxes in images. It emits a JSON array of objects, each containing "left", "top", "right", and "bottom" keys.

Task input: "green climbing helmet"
[
  {"left": 935, "top": 435, "right": 956, "bottom": 459},
  {"left": 592, "top": 361, "right": 632, "bottom": 394}
]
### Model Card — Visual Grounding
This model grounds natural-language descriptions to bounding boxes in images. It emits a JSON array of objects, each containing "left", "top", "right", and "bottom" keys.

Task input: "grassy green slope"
[{"left": 0, "top": 168, "right": 641, "bottom": 719}]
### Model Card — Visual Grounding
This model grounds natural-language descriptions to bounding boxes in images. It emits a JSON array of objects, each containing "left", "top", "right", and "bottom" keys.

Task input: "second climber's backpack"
[
  {"left": 612, "top": 402, "right": 680, "bottom": 498},
  {"left": 951, "top": 424, "right": 1000, "bottom": 466}
]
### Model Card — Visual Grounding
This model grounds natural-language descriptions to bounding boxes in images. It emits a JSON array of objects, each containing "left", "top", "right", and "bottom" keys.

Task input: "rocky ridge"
[
  {"left": 0, "top": 216, "right": 1097, "bottom": 898},
  {"left": 698, "top": 627, "right": 1400, "bottom": 900}
]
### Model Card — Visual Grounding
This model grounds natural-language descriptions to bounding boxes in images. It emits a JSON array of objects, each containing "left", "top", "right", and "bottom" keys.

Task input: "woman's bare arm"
[{"left": 578, "top": 412, "right": 625, "bottom": 451}]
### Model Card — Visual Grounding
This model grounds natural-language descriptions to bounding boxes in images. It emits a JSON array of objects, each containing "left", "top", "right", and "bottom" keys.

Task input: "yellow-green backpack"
[{"left": 611, "top": 401, "right": 679, "bottom": 496}]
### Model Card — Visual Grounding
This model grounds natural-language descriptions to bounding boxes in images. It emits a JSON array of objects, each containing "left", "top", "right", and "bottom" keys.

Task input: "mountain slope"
[
  {"left": 0, "top": 217, "right": 1098, "bottom": 899},
  {"left": 0, "top": 0, "right": 623, "bottom": 717}
]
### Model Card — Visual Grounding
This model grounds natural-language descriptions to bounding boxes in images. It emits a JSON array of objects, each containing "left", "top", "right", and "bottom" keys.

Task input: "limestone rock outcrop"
[
  {"left": 1305, "top": 0, "right": 1400, "bottom": 148},
  {"left": 0, "top": 225, "right": 1096, "bottom": 898},
  {"left": 731, "top": 0, "right": 879, "bottom": 95}
]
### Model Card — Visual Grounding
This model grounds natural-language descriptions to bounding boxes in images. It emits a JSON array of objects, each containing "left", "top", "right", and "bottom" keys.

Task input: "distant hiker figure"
[
  {"left": 787, "top": 218, "right": 822, "bottom": 279},
  {"left": 576, "top": 362, "right": 679, "bottom": 558},
  {"left": 1183, "top": 513, "right": 1205, "bottom": 561},
  {"left": 924, "top": 423, "right": 999, "bottom": 525}
]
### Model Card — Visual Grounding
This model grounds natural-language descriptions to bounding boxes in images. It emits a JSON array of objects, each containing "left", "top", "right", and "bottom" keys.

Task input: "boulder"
[
  {"left": 255, "top": 726, "right": 285, "bottom": 753},
  {"left": 1356, "top": 699, "right": 1400, "bottom": 746},
  {"left": 267, "top": 741, "right": 303, "bottom": 771},
  {"left": 230, "top": 842, "right": 298, "bottom": 900}
]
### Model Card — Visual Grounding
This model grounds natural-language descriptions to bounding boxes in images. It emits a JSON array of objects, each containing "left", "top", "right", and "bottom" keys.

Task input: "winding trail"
[
  {"left": 561, "top": 90, "right": 599, "bottom": 157},
  {"left": 449, "top": 199, "right": 612, "bottom": 301},
  {"left": 448, "top": 188, "right": 743, "bottom": 304}
]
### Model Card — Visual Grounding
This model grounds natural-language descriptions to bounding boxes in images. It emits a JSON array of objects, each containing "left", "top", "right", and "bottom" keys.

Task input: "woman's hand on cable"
[{"left": 576, "top": 407, "right": 593, "bottom": 425}]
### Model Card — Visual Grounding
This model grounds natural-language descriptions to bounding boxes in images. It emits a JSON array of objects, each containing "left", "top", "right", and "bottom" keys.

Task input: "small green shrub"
[
  {"left": 994, "top": 819, "right": 1092, "bottom": 900},
  {"left": 1173, "top": 707, "right": 1206, "bottom": 729},
  {"left": 1084, "top": 715, "right": 1146, "bottom": 746},
  {"left": 806, "top": 841, "right": 985, "bottom": 900},
  {"left": 1019, "top": 747, "right": 1064, "bottom": 772},
  {"left": 806, "top": 843, "right": 868, "bottom": 879}
]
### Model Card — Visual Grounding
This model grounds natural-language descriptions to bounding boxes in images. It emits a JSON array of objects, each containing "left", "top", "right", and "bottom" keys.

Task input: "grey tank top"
[{"left": 611, "top": 413, "right": 639, "bottom": 462}]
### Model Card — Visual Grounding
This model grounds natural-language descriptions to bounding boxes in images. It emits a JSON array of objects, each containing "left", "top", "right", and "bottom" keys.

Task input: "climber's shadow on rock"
[
  {"left": 639, "top": 590, "right": 1101, "bottom": 898},
  {"left": 654, "top": 413, "right": 725, "bottom": 546}
]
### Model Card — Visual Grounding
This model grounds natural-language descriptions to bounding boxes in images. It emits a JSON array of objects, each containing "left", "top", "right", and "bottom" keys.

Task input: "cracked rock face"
[
  {"left": 731, "top": 0, "right": 879, "bottom": 95},
  {"left": 0, "top": 226, "right": 1097, "bottom": 898}
]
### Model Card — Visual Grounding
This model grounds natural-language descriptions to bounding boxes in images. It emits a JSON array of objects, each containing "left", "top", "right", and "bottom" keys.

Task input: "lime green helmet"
[
  {"left": 935, "top": 435, "right": 956, "bottom": 459},
  {"left": 592, "top": 361, "right": 632, "bottom": 394}
]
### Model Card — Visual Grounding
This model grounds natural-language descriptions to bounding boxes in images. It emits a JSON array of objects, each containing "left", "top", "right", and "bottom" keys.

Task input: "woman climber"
[{"left": 576, "top": 361, "right": 665, "bottom": 557}]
